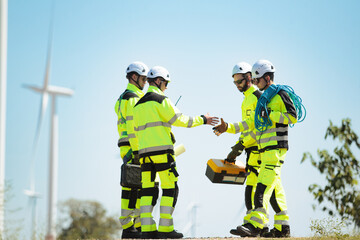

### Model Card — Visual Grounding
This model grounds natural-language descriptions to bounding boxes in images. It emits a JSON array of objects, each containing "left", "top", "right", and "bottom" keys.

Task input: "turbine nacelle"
[{"left": 24, "top": 189, "right": 41, "bottom": 198}]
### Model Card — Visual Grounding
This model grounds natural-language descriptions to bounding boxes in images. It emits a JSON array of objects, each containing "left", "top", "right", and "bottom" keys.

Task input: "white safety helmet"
[
  {"left": 147, "top": 66, "right": 171, "bottom": 82},
  {"left": 232, "top": 62, "right": 252, "bottom": 77},
  {"left": 126, "top": 61, "right": 149, "bottom": 76},
  {"left": 252, "top": 59, "right": 275, "bottom": 78}
]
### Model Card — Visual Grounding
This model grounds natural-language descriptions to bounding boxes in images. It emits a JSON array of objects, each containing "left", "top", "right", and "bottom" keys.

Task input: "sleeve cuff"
[{"left": 201, "top": 115, "right": 207, "bottom": 124}]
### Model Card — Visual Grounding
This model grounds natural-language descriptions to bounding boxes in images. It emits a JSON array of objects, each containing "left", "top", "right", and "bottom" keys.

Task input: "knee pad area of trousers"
[{"left": 254, "top": 183, "right": 267, "bottom": 209}]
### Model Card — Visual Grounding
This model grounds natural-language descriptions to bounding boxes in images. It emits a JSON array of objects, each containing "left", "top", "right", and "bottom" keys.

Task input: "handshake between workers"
[{"left": 213, "top": 118, "right": 245, "bottom": 164}]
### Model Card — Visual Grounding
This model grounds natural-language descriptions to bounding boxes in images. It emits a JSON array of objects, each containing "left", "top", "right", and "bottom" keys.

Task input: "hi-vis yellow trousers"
[
  {"left": 140, "top": 154, "right": 179, "bottom": 233},
  {"left": 119, "top": 146, "right": 141, "bottom": 230},
  {"left": 248, "top": 149, "right": 289, "bottom": 231}
]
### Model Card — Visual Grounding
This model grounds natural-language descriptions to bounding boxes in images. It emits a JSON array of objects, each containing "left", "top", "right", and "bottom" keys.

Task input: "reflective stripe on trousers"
[
  {"left": 140, "top": 154, "right": 178, "bottom": 233},
  {"left": 248, "top": 149, "right": 289, "bottom": 229},
  {"left": 274, "top": 210, "right": 290, "bottom": 231},
  {"left": 119, "top": 186, "right": 141, "bottom": 229}
]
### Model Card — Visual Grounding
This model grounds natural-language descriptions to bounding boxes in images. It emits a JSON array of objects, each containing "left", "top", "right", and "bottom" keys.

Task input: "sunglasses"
[
  {"left": 162, "top": 80, "right": 169, "bottom": 87},
  {"left": 233, "top": 78, "right": 245, "bottom": 85}
]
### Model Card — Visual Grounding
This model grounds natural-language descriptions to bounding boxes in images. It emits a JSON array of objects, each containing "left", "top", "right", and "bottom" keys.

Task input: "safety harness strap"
[
  {"left": 246, "top": 165, "right": 259, "bottom": 176},
  {"left": 118, "top": 89, "right": 135, "bottom": 124},
  {"left": 141, "top": 155, "right": 179, "bottom": 182},
  {"left": 123, "top": 149, "right": 133, "bottom": 164}
]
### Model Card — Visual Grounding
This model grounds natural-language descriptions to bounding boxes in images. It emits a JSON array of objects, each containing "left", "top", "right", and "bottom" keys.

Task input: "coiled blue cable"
[{"left": 255, "top": 84, "right": 306, "bottom": 132}]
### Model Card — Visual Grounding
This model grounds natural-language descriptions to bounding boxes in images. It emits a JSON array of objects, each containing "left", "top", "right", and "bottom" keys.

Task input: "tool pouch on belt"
[
  {"left": 120, "top": 163, "right": 141, "bottom": 188},
  {"left": 120, "top": 149, "right": 141, "bottom": 189},
  {"left": 153, "top": 154, "right": 179, "bottom": 180}
]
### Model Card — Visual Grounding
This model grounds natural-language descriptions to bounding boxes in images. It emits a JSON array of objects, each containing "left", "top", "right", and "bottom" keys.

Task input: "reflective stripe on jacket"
[
  {"left": 226, "top": 85, "right": 261, "bottom": 149},
  {"left": 227, "top": 87, "right": 297, "bottom": 151},
  {"left": 133, "top": 86, "right": 205, "bottom": 158},
  {"left": 115, "top": 83, "right": 144, "bottom": 152}
]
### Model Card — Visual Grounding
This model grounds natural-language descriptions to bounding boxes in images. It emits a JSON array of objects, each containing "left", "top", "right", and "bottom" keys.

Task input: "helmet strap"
[
  {"left": 132, "top": 74, "right": 143, "bottom": 90},
  {"left": 154, "top": 78, "right": 162, "bottom": 89},
  {"left": 265, "top": 75, "right": 271, "bottom": 87}
]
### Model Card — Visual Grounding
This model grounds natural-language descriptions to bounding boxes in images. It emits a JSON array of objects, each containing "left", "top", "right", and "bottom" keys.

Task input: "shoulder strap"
[{"left": 117, "top": 89, "right": 135, "bottom": 124}]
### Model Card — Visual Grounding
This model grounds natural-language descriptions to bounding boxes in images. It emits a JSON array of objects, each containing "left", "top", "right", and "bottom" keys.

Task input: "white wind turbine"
[
  {"left": 24, "top": 21, "right": 74, "bottom": 240},
  {"left": 23, "top": 23, "right": 52, "bottom": 240},
  {"left": 182, "top": 202, "right": 199, "bottom": 237},
  {"left": 0, "top": 0, "right": 8, "bottom": 235},
  {"left": 23, "top": 189, "right": 41, "bottom": 240}
]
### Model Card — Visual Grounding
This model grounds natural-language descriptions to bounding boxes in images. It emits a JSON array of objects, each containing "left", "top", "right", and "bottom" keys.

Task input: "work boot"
[
  {"left": 230, "top": 228, "right": 247, "bottom": 237},
  {"left": 157, "top": 230, "right": 183, "bottom": 239},
  {"left": 141, "top": 230, "right": 158, "bottom": 239},
  {"left": 121, "top": 225, "right": 141, "bottom": 239},
  {"left": 260, "top": 226, "right": 269, "bottom": 237},
  {"left": 263, "top": 225, "right": 290, "bottom": 238},
  {"left": 236, "top": 223, "right": 261, "bottom": 237}
]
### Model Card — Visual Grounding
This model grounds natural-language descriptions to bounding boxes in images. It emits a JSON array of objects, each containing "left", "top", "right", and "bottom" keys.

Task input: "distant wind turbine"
[
  {"left": 182, "top": 202, "right": 199, "bottom": 237},
  {"left": 24, "top": 189, "right": 41, "bottom": 240},
  {"left": 24, "top": 16, "right": 74, "bottom": 240},
  {"left": 0, "top": 0, "right": 8, "bottom": 235}
]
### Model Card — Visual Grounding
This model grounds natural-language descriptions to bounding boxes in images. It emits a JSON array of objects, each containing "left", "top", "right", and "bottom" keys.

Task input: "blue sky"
[{"left": 4, "top": 0, "right": 360, "bottom": 238}]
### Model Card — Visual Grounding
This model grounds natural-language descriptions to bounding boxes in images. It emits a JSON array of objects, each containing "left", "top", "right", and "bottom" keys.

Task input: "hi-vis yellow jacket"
[
  {"left": 226, "top": 85, "right": 261, "bottom": 150},
  {"left": 133, "top": 86, "right": 206, "bottom": 158},
  {"left": 115, "top": 83, "right": 144, "bottom": 153},
  {"left": 227, "top": 87, "right": 297, "bottom": 152}
]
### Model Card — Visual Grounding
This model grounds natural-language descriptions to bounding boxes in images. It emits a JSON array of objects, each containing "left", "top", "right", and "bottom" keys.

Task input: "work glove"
[
  {"left": 133, "top": 153, "right": 140, "bottom": 165},
  {"left": 213, "top": 118, "right": 228, "bottom": 136},
  {"left": 260, "top": 108, "right": 271, "bottom": 118},
  {"left": 170, "top": 131, "right": 176, "bottom": 144},
  {"left": 224, "top": 141, "right": 245, "bottom": 163}
]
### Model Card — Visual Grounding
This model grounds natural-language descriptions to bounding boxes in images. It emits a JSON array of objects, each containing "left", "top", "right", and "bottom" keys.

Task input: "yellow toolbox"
[{"left": 205, "top": 159, "right": 247, "bottom": 185}]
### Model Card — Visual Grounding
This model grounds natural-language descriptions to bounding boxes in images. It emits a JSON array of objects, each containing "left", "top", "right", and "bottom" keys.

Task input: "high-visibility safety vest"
[
  {"left": 133, "top": 86, "right": 206, "bottom": 158},
  {"left": 228, "top": 86, "right": 297, "bottom": 152},
  {"left": 226, "top": 85, "right": 261, "bottom": 150},
  {"left": 115, "top": 83, "right": 144, "bottom": 153}
]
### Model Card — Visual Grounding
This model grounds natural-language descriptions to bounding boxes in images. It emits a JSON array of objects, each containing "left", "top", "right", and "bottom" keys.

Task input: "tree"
[
  {"left": 1, "top": 181, "right": 23, "bottom": 240},
  {"left": 57, "top": 199, "right": 121, "bottom": 239},
  {"left": 302, "top": 118, "right": 360, "bottom": 228}
]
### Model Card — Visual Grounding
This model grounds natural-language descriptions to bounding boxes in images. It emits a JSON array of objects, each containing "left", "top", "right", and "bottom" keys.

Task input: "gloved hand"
[
  {"left": 224, "top": 158, "right": 236, "bottom": 164},
  {"left": 225, "top": 141, "right": 245, "bottom": 163},
  {"left": 170, "top": 131, "right": 176, "bottom": 144},
  {"left": 260, "top": 108, "right": 271, "bottom": 118},
  {"left": 133, "top": 153, "right": 140, "bottom": 165},
  {"left": 213, "top": 118, "right": 228, "bottom": 136}
]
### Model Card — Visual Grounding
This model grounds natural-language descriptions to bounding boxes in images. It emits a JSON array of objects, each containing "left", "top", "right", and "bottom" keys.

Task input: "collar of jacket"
[
  {"left": 147, "top": 85, "right": 165, "bottom": 96},
  {"left": 243, "top": 85, "right": 256, "bottom": 97},
  {"left": 127, "top": 83, "right": 144, "bottom": 98}
]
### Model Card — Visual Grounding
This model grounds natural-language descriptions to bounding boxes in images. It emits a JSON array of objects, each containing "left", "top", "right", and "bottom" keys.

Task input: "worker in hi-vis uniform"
[
  {"left": 214, "top": 60, "right": 298, "bottom": 238},
  {"left": 133, "top": 66, "right": 219, "bottom": 239},
  {"left": 115, "top": 61, "right": 149, "bottom": 239},
  {"left": 213, "top": 62, "right": 268, "bottom": 235}
]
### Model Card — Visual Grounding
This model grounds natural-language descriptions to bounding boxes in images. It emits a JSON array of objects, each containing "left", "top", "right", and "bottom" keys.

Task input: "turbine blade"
[
  {"left": 43, "top": 39, "right": 52, "bottom": 89},
  {"left": 43, "top": 1, "right": 54, "bottom": 89},
  {"left": 33, "top": 93, "right": 48, "bottom": 147},
  {"left": 29, "top": 91, "right": 48, "bottom": 192},
  {"left": 44, "top": 52, "right": 51, "bottom": 88},
  {"left": 47, "top": 86, "right": 74, "bottom": 96},
  {"left": 29, "top": 13, "right": 53, "bottom": 192}
]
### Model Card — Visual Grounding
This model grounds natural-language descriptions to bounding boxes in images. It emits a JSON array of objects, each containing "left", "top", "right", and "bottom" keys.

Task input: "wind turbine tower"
[
  {"left": 24, "top": 189, "right": 41, "bottom": 240},
  {"left": 25, "top": 26, "right": 74, "bottom": 240},
  {"left": 183, "top": 202, "right": 199, "bottom": 237},
  {"left": 0, "top": 0, "right": 8, "bottom": 235}
]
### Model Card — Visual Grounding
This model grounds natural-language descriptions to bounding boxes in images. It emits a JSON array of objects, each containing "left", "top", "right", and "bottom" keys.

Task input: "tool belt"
[{"left": 141, "top": 154, "right": 179, "bottom": 182}]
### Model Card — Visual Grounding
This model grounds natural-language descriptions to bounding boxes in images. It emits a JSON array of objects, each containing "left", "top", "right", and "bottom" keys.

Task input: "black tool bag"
[{"left": 120, "top": 163, "right": 142, "bottom": 189}]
